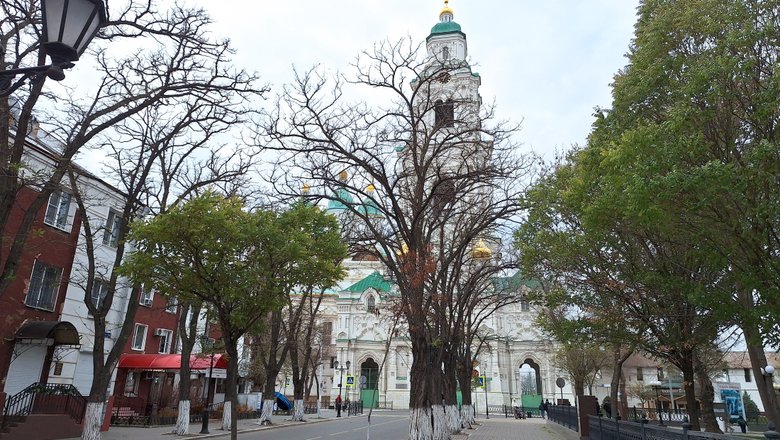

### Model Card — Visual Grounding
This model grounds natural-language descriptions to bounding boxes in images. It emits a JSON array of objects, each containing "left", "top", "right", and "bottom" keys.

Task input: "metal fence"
[
  {"left": 549, "top": 404, "right": 579, "bottom": 431},
  {"left": 588, "top": 415, "right": 780, "bottom": 440}
]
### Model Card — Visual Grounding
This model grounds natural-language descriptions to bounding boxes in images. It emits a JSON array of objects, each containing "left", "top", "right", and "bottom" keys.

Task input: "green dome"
[{"left": 430, "top": 21, "right": 461, "bottom": 34}]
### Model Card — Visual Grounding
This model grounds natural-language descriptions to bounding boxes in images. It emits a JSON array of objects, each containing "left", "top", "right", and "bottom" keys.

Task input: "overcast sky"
[{"left": 190, "top": 0, "right": 640, "bottom": 159}]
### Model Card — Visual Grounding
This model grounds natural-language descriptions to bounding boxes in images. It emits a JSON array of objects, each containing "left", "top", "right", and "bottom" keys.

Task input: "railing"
[
  {"left": 548, "top": 404, "right": 579, "bottom": 431},
  {"left": 376, "top": 401, "right": 393, "bottom": 410},
  {"left": 346, "top": 400, "right": 364, "bottom": 416},
  {"left": 629, "top": 406, "right": 690, "bottom": 425},
  {"left": 2, "top": 383, "right": 86, "bottom": 430},
  {"left": 587, "top": 415, "right": 780, "bottom": 440},
  {"left": 111, "top": 395, "right": 148, "bottom": 417}
]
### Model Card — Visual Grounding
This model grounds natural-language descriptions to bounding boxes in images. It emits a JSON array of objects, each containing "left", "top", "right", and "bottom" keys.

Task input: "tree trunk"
[
  {"left": 81, "top": 402, "right": 104, "bottom": 440},
  {"left": 410, "top": 407, "right": 434, "bottom": 440},
  {"left": 259, "top": 399, "right": 274, "bottom": 425},
  {"left": 445, "top": 405, "right": 459, "bottom": 434},
  {"left": 680, "top": 357, "right": 700, "bottom": 432},
  {"left": 409, "top": 334, "right": 434, "bottom": 439},
  {"left": 611, "top": 346, "right": 632, "bottom": 419},
  {"left": 573, "top": 379, "right": 585, "bottom": 397},
  {"left": 176, "top": 400, "right": 190, "bottom": 435},
  {"left": 176, "top": 302, "right": 201, "bottom": 435},
  {"left": 292, "top": 399, "right": 304, "bottom": 421},
  {"left": 695, "top": 364, "right": 721, "bottom": 433},
  {"left": 744, "top": 324, "right": 780, "bottom": 428},
  {"left": 432, "top": 403, "right": 448, "bottom": 440},
  {"left": 223, "top": 340, "right": 239, "bottom": 439}
]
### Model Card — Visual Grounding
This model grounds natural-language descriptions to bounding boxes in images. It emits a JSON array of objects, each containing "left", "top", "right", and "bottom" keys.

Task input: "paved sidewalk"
[
  {"left": 453, "top": 417, "right": 580, "bottom": 440},
  {"left": 64, "top": 409, "right": 348, "bottom": 440}
]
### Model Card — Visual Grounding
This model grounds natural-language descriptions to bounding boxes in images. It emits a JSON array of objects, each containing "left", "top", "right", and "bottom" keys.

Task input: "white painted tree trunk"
[
  {"left": 446, "top": 404, "right": 460, "bottom": 434},
  {"left": 410, "top": 407, "right": 433, "bottom": 440},
  {"left": 258, "top": 399, "right": 274, "bottom": 425},
  {"left": 432, "top": 404, "right": 448, "bottom": 440},
  {"left": 80, "top": 402, "right": 104, "bottom": 440},
  {"left": 176, "top": 400, "right": 190, "bottom": 435},
  {"left": 221, "top": 401, "right": 231, "bottom": 431},
  {"left": 460, "top": 405, "right": 475, "bottom": 429},
  {"left": 292, "top": 399, "right": 305, "bottom": 421}
]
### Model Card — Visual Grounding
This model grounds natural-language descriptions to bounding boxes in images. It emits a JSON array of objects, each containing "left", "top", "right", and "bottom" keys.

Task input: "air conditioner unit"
[
  {"left": 142, "top": 298, "right": 153, "bottom": 307},
  {"left": 154, "top": 328, "right": 166, "bottom": 336}
]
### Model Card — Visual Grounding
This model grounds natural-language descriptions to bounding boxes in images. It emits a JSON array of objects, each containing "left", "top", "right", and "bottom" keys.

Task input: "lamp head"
[
  {"left": 766, "top": 365, "right": 775, "bottom": 375},
  {"left": 346, "top": 360, "right": 351, "bottom": 369}
]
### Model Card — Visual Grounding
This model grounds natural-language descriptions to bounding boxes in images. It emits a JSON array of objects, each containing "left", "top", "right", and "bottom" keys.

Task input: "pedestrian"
[
  {"left": 594, "top": 397, "right": 600, "bottom": 416},
  {"left": 335, "top": 394, "right": 342, "bottom": 418},
  {"left": 603, "top": 398, "right": 612, "bottom": 418},
  {"left": 539, "top": 401, "right": 546, "bottom": 419},
  {"left": 737, "top": 416, "right": 747, "bottom": 433},
  {"left": 544, "top": 399, "right": 550, "bottom": 417}
]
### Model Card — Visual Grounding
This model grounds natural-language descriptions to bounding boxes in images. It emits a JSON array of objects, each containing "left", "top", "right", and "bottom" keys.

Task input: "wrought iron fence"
[
  {"left": 588, "top": 415, "right": 780, "bottom": 440},
  {"left": 2, "top": 383, "right": 86, "bottom": 430},
  {"left": 548, "top": 404, "right": 579, "bottom": 431}
]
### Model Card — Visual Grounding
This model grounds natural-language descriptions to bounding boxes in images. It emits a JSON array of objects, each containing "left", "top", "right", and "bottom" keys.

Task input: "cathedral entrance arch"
[
  {"left": 360, "top": 358, "right": 379, "bottom": 408},
  {"left": 519, "top": 358, "right": 543, "bottom": 414}
]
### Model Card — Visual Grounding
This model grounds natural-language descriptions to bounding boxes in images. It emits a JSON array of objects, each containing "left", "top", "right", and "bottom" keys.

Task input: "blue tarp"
[{"left": 275, "top": 391, "right": 293, "bottom": 411}]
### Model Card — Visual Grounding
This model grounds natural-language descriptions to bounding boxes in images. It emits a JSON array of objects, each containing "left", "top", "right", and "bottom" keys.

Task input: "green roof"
[
  {"left": 327, "top": 188, "right": 354, "bottom": 211},
  {"left": 345, "top": 271, "right": 392, "bottom": 293},
  {"left": 493, "top": 271, "right": 541, "bottom": 292},
  {"left": 430, "top": 21, "right": 462, "bottom": 34}
]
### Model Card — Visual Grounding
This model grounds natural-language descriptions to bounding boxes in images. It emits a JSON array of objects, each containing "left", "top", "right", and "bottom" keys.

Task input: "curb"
[{"left": 179, "top": 415, "right": 361, "bottom": 439}]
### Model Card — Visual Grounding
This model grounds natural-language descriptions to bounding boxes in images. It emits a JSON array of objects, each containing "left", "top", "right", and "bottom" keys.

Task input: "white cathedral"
[{"left": 312, "top": 2, "right": 569, "bottom": 412}]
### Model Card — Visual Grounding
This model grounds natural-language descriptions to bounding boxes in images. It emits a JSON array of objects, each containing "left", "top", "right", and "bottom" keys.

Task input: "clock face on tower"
[{"left": 437, "top": 72, "right": 451, "bottom": 83}]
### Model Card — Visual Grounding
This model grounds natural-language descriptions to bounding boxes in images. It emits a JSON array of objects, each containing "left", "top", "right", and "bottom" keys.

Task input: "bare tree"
[{"left": 261, "top": 36, "right": 530, "bottom": 439}]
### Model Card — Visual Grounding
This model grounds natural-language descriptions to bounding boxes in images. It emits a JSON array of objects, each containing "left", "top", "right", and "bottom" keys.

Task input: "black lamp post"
[
  {"left": 199, "top": 336, "right": 216, "bottom": 435},
  {"left": 1, "top": 0, "right": 107, "bottom": 97},
  {"left": 334, "top": 360, "right": 350, "bottom": 417}
]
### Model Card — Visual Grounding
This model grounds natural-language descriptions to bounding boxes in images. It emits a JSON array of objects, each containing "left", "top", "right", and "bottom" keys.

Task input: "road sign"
[
  {"left": 478, "top": 375, "right": 486, "bottom": 388},
  {"left": 346, "top": 375, "right": 355, "bottom": 387}
]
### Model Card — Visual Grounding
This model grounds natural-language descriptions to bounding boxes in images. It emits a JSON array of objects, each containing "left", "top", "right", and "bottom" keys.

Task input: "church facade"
[{"left": 317, "top": 2, "right": 571, "bottom": 411}]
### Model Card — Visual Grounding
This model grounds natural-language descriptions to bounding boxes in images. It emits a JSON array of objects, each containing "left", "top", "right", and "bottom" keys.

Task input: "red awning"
[{"left": 118, "top": 353, "right": 227, "bottom": 370}]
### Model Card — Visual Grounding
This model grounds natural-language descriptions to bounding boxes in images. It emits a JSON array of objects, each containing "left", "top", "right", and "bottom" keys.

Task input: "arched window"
[
  {"left": 434, "top": 99, "right": 454, "bottom": 128},
  {"left": 442, "top": 46, "right": 449, "bottom": 61},
  {"left": 367, "top": 295, "right": 376, "bottom": 313}
]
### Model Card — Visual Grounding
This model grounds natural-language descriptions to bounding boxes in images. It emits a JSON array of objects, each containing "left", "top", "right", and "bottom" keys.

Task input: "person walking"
[
  {"left": 335, "top": 394, "right": 343, "bottom": 417},
  {"left": 737, "top": 416, "right": 747, "bottom": 433},
  {"left": 544, "top": 399, "right": 551, "bottom": 418},
  {"left": 539, "top": 401, "right": 546, "bottom": 419}
]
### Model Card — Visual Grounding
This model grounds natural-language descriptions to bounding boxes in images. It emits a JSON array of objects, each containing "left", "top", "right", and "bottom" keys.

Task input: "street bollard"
[
  {"left": 765, "top": 422, "right": 780, "bottom": 439},
  {"left": 200, "top": 409, "right": 210, "bottom": 434}
]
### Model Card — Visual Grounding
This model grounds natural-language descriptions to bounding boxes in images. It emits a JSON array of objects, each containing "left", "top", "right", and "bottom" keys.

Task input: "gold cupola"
[{"left": 472, "top": 239, "right": 492, "bottom": 260}]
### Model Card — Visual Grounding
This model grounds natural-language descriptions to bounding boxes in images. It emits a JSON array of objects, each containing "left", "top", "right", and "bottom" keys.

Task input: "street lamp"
[
  {"left": 648, "top": 380, "right": 664, "bottom": 426},
  {"left": 334, "top": 360, "right": 350, "bottom": 417},
  {"left": 764, "top": 365, "right": 777, "bottom": 424},
  {"left": 199, "top": 335, "right": 216, "bottom": 435},
  {"left": 1, "top": 0, "right": 107, "bottom": 97}
]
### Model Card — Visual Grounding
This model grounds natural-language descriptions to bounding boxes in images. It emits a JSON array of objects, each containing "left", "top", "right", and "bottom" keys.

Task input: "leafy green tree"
[
  {"left": 122, "top": 193, "right": 344, "bottom": 439},
  {"left": 744, "top": 392, "right": 760, "bottom": 422}
]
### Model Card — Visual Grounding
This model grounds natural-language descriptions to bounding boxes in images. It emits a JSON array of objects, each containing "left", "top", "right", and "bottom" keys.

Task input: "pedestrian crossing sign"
[
  {"left": 346, "top": 375, "right": 355, "bottom": 387},
  {"left": 478, "top": 376, "right": 486, "bottom": 388}
]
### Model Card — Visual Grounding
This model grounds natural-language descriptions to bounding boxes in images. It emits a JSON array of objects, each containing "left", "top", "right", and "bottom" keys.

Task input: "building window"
[
  {"left": 322, "top": 322, "right": 332, "bottom": 345},
  {"left": 131, "top": 324, "right": 148, "bottom": 351},
  {"left": 745, "top": 368, "right": 752, "bottom": 382},
  {"left": 165, "top": 296, "right": 177, "bottom": 313},
  {"left": 140, "top": 285, "right": 154, "bottom": 307},
  {"left": 657, "top": 368, "right": 664, "bottom": 380},
  {"left": 330, "top": 357, "right": 337, "bottom": 369},
  {"left": 367, "top": 295, "right": 376, "bottom": 313},
  {"left": 53, "top": 362, "right": 64, "bottom": 376},
  {"left": 434, "top": 99, "right": 454, "bottom": 127},
  {"left": 103, "top": 210, "right": 122, "bottom": 247},
  {"left": 157, "top": 329, "right": 173, "bottom": 354},
  {"left": 124, "top": 371, "right": 138, "bottom": 396},
  {"left": 25, "top": 261, "right": 62, "bottom": 311},
  {"left": 636, "top": 367, "right": 644, "bottom": 381},
  {"left": 44, "top": 190, "right": 71, "bottom": 229},
  {"left": 520, "top": 296, "right": 530, "bottom": 312},
  {"left": 442, "top": 46, "right": 449, "bottom": 60},
  {"left": 91, "top": 279, "right": 109, "bottom": 308}
]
